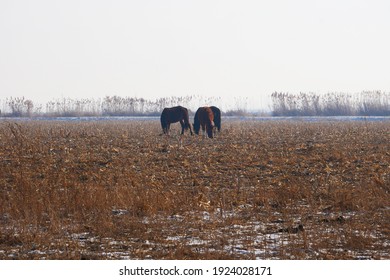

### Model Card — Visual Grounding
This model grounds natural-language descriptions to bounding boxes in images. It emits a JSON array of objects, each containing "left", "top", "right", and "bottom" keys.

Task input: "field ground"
[{"left": 0, "top": 119, "right": 389, "bottom": 259}]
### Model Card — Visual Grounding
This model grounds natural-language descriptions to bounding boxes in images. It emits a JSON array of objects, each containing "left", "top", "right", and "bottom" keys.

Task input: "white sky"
[{"left": 1, "top": 0, "right": 390, "bottom": 110}]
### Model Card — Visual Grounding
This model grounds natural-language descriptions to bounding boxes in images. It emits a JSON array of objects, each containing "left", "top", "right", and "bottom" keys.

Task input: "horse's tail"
[
  {"left": 160, "top": 109, "right": 168, "bottom": 133},
  {"left": 215, "top": 112, "right": 221, "bottom": 132},
  {"left": 210, "top": 106, "right": 221, "bottom": 132},
  {"left": 193, "top": 109, "right": 200, "bottom": 134}
]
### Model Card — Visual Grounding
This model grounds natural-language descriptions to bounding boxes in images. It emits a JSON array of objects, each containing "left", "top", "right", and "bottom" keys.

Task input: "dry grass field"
[{"left": 0, "top": 118, "right": 389, "bottom": 259}]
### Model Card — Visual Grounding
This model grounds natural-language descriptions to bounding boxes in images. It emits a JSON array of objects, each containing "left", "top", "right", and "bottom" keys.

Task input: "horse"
[
  {"left": 160, "top": 106, "right": 193, "bottom": 135},
  {"left": 194, "top": 106, "right": 221, "bottom": 136},
  {"left": 193, "top": 106, "right": 214, "bottom": 138}
]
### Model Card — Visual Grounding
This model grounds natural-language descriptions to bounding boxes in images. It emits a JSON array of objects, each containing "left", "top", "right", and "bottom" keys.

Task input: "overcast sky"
[{"left": 1, "top": 0, "right": 389, "bottom": 110}]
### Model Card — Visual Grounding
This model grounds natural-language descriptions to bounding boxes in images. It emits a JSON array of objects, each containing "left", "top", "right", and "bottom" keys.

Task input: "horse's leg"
[
  {"left": 189, "top": 124, "right": 193, "bottom": 135},
  {"left": 178, "top": 134, "right": 183, "bottom": 148},
  {"left": 201, "top": 124, "right": 206, "bottom": 138},
  {"left": 165, "top": 123, "right": 172, "bottom": 147},
  {"left": 187, "top": 120, "right": 193, "bottom": 135},
  {"left": 210, "top": 121, "right": 215, "bottom": 138},
  {"left": 164, "top": 125, "right": 168, "bottom": 134},
  {"left": 180, "top": 120, "right": 185, "bottom": 134}
]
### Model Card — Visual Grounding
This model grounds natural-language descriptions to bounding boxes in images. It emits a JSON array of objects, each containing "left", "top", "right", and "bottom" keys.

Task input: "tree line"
[
  {"left": 271, "top": 91, "right": 390, "bottom": 116},
  {"left": 0, "top": 95, "right": 224, "bottom": 117},
  {"left": 1, "top": 91, "right": 389, "bottom": 117}
]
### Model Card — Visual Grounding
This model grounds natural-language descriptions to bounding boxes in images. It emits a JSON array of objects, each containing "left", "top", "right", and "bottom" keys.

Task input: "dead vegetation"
[{"left": 0, "top": 119, "right": 389, "bottom": 259}]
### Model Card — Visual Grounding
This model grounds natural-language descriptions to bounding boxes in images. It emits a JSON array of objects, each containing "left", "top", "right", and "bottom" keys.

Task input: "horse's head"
[
  {"left": 193, "top": 123, "right": 200, "bottom": 135},
  {"left": 206, "top": 121, "right": 214, "bottom": 138}
]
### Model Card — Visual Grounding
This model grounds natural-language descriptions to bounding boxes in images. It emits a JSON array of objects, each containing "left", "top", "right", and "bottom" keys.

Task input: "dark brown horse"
[
  {"left": 194, "top": 106, "right": 221, "bottom": 136},
  {"left": 160, "top": 106, "right": 193, "bottom": 135},
  {"left": 193, "top": 107, "right": 214, "bottom": 138}
]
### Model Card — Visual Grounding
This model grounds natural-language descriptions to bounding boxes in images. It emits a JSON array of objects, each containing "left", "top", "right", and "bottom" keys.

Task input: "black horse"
[
  {"left": 194, "top": 106, "right": 221, "bottom": 135},
  {"left": 160, "top": 106, "right": 193, "bottom": 135}
]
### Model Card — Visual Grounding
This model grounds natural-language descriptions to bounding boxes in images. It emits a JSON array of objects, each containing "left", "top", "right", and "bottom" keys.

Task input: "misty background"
[{"left": 1, "top": 0, "right": 390, "bottom": 114}]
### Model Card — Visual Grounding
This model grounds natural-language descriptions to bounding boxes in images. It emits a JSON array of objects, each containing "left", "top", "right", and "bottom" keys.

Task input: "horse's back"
[
  {"left": 161, "top": 106, "right": 185, "bottom": 122},
  {"left": 201, "top": 106, "right": 214, "bottom": 119}
]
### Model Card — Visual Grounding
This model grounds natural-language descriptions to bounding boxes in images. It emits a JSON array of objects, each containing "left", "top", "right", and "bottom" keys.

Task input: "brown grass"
[{"left": 0, "top": 119, "right": 389, "bottom": 259}]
